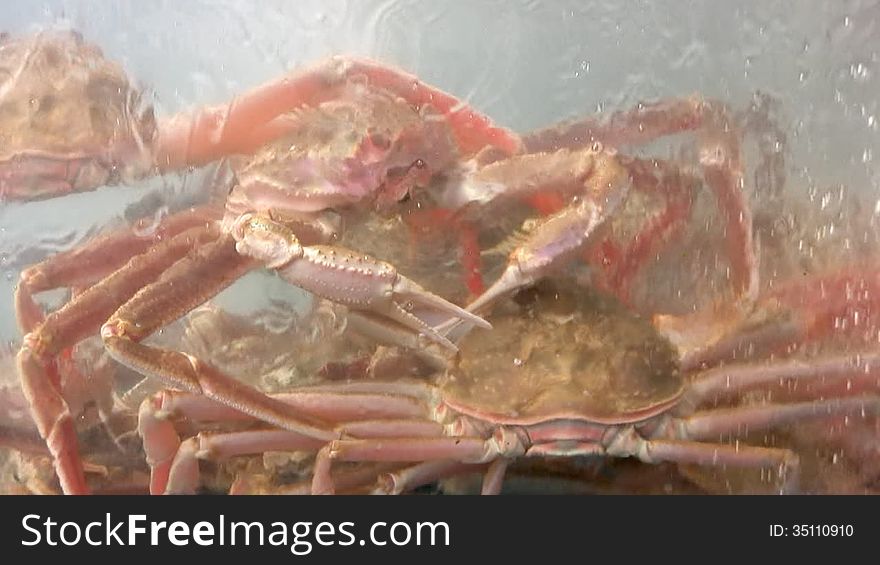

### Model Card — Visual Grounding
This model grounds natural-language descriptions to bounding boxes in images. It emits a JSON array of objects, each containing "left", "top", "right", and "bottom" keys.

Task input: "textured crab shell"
[
  {"left": 440, "top": 283, "right": 685, "bottom": 425},
  {"left": 0, "top": 30, "right": 154, "bottom": 160},
  {"left": 231, "top": 84, "right": 460, "bottom": 213}
]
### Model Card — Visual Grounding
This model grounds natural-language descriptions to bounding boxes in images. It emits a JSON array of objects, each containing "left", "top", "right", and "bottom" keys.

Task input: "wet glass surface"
[{"left": 1, "top": 1, "right": 878, "bottom": 495}]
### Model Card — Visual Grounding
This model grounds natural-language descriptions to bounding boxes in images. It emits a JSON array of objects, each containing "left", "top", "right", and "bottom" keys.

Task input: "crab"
[
  {"left": 12, "top": 30, "right": 765, "bottom": 495},
  {"left": 129, "top": 278, "right": 879, "bottom": 495}
]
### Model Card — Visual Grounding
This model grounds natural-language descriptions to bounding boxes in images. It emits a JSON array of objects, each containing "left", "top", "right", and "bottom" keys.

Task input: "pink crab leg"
[
  {"left": 15, "top": 205, "right": 224, "bottom": 335},
  {"left": 480, "top": 459, "right": 509, "bottom": 495},
  {"left": 152, "top": 388, "right": 431, "bottom": 425},
  {"left": 632, "top": 438, "right": 800, "bottom": 493},
  {"left": 378, "top": 461, "right": 484, "bottom": 495},
  {"left": 231, "top": 213, "right": 490, "bottom": 352},
  {"left": 676, "top": 397, "right": 880, "bottom": 441},
  {"left": 16, "top": 348, "right": 87, "bottom": 494},
  {"left": 17, "top": 224, "right": 222, "bottom": 495},
  {"left": 683, "top": 352, "right": 880, "bottom": 408},
  {"left": 455, "top": 147, "right": 632, "bottom": 318},
  {"left": 311, "top": 437, "right": 496, "bottom": 494},
  {"left": 247, "top": 463, "right": 404, "bottom": 496},
  {"left": 137, "top": 394, "right": 182, "bottom": 495},
  {"left": 522, "top": 95, "right": 713, "bottom": 154},
  {"left": 100, "top": 237, "right": 341, "bottom": 445},
  {"left": 313, "top": 426, "right": 528, "bottom": 494},
  {"left": 524, "top": 96, "right": 756, "bottom": 300},
  {"left": 140, "top": 392, "right": 438, "bottom": 494},
  {"left": 156, "top": 56, "right": 520, "bottom": 172},
  {"left": 163, "top": 420, "right": 446, "bottom": 495}
]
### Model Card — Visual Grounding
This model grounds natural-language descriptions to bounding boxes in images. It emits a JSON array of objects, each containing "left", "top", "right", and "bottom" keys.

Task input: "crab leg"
[
  {"left": 598, "top": 158, "right": 699, "bottom": 303},
  {"left": 455, "top": 147, "right": 631, "bottom": 318},
  {"left": 674, "top": 397, "right": 880, "bottom": 441},
  {"left": 378, "top": 461, "right": 485, "bottom": 494},
  {"left": 15, "top": 205, "right": 224, "bottom": 335},
  {"left": 682, "top": 352, "right": 880, "bottom": 409},
  {"left": 17, "top": 224, "right": 221, "bottom": 494},
  {"left": 480, "top": 459, "right": 510, "bottom": 495},
  {"left": 156, "top": 56, "right": 520, "bottom": 172},
  {"left": 231, "top": 213, "right": 489, "bottom": 351},
  {"left": 99, "top": 234, "right": 347, "bottom": 446},
  {"left": 312, "top": 428, "right": 525, "bottom": 494},
  {"left": 523, "top": 96, "right": 756, "bottom": 300},
  {"left": 140, "top": 385, "right": 440, "bottom": 494},
  {"left": 608, "top": 435, "right": 800, "bottom": 494}
]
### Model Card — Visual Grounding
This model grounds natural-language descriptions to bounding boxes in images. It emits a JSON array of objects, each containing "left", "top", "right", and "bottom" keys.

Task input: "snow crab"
[
  {"left": 13, "top": 31, "right": 760, "bottom": 495},
  {"left": 127, "top": 275, "right": 880, "bottom": 496}
]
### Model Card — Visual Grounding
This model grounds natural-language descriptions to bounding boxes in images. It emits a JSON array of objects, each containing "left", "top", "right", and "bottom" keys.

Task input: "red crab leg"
[
  {"left": 18, "top": 224, "right": 221, "bottom": 494},
  {"left": 156, "top": 56, "right": 521, "bottom": 172},
  {"left": 524, "top": 96, "right": 756, "bottom": 300},
  {"left": 586, "top": 154, "right": 699, "bottom": 303}
]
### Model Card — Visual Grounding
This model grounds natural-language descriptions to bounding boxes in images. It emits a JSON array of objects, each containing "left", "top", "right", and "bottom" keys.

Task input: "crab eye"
[{"left": 590, "top": 141, "right": 604, "bottom": 153}]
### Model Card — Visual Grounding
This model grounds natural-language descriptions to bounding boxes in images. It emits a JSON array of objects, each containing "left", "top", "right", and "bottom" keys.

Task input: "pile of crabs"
[{"left": 1, "top": 30, "right": 879, "bottom": 495}]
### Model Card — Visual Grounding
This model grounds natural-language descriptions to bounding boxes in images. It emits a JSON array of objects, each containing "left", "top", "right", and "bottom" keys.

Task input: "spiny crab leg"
[
  {"left": 230, "top": 213, "right": 489, "bottom": 352},
  {"left": 523, "top": 95, "right": 757, "bottom": 301},
  {"left": 155, "top": 56, "right": 521, "bottom": 173},
  {"left": 17, "top": 224, "right": 222, "bottom": 494},
  {"left": 138, "top": 385, "right": 437, "bottom": 494},
  {"left": 99, "top": 234, "right": 340, "bottom": 446},
  {"left": 15, "top": 205, "right": 224, "bottom": 335},
  {"left": 450, "top": 145, "right": 632, "bottom": 321}
]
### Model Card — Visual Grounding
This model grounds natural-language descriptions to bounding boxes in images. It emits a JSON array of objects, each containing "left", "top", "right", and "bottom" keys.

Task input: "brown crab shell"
[
  {"left": 0, "top": 30, "right": 155, "bottom": 197},
  {"left": 439, "top": 282, "right": 685, "bottom": 426}
]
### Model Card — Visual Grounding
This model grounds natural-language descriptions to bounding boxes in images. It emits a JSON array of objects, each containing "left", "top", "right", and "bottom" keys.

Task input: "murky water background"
[{"left": 1, "top": 1, "right": 879, "bottom": 494}]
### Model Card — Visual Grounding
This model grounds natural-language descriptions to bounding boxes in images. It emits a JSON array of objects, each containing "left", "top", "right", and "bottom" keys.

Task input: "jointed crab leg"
[
  {"left": 682, "top": 351, "right": 880, "bottom": 408},
  {"left": 17, "top": 224, "right": 222, "bottom": 494},
  {"left": 156, "top": 56, "right": 521, "bottom": 172},
  {"left": 15, "top": 205, "right": 224, "bottom": 335},
  {"left": 523, "top": 96, "right": 756, "bottom": 300},
  {"left": 231, "top": 213, "right": 490, "bottom": 351},
  {"left": 99, "top": 234, "right": 345, "bottom": 444},
  {"left": 610, "top": 436, "right": 801, "bottom": 492},
  {"left": 456, "top": 147, "right": 632, "bottom": 317},
  {"left": 595, "top": 157, "right": 699, "bottom": 303},
  {"left": 138, "top": 386, "right": 440, "bottom": 494}
]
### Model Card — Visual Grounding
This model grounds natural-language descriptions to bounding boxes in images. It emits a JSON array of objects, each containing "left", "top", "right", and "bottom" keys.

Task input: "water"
[{"left": 1, "top": 1, "right": 879, "bottom": 495}]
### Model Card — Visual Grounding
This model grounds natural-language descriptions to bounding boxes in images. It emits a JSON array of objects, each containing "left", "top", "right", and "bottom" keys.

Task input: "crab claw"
[{"left": 231, "top": 213, "right": 489, "bottom": 351}]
